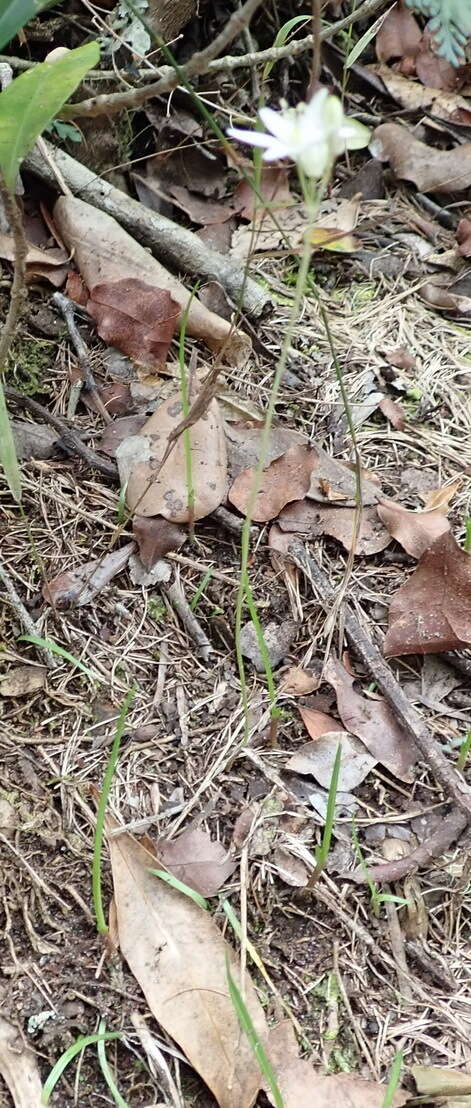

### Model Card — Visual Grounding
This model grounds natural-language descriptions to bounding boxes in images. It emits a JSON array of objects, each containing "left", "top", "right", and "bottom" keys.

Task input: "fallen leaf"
[
  {"left": 323, "top": 657, "right": 419, "bottom": 781},
  {"left": 415, "top": 33, "right": 459, "bottom": 90},
  {"left": 419, "top": 280, "right": 471, "bottom": 314},
  {"left": 98, "top": 415, "right": 148, "bottom": 456},
  {"left": 371, "top": 123, "right": 471, "bottom": 192},
  {"left": 157, "top": 827, "right": 236, "bottom": 896},
  {"left": 87, "top": 279, "right": 180, "bottom": 372},
  {"left": 280, "top": 666, "right": 319, "bottom": 696},
  {"left": 286, "top": 732, "right": 377, "bottom": 790},
  {"left": 266, "top": 1022, "right": 408, "bottom": 1108},
  {"left": 272, "top": 845, "right": 310, "bottom": 887},
  {"left": 310, "top": 198, "right": 361, "bottom": 253},
  {"left": 377, "top": 496, "right": 451, "bottom": 557},
  {"left": 307, "top": 447, "right": 380, "bottom": 505},
  {"left": 298, "top": 706, "right": 342, "bottom": 740},
  {"left": 43, "top": 542, "right": 135, "bottom": 607},
  {"left": 0, "top": 232, "right": 69, "bottom": 286},
  {"left": 121, "top": 392, "right": 227, "bottom": 522},
  {"left": 133, "top": 515, "right": 186, "bottom": 569},
  {"left": 412, "top": 1063, "right": 471, "bottom": 1100},
  {"left": 375, "top": 2, "right": 422, "bottom": 62},
  {"left": 277, "top": 501, "right": 390, "bottom": 555},
  {"left": 66, "top": 270, "right": 88, "bottom": 305},
  {"left": 378, "top": 395, "right": 406, "bottom": 429},
  {"left": 0, "top": 665, "right": 46, "bottom": 697},
  {"left": 385, "top": 532, "right": 471, "bottom": 656},
  {"left": 422, "top": 480, "right": 461, "bottom": 510},
  {"left": 457, "top": 217, "right": 471, "bottom": 257},
  {"left": 229, "top": 444, "right": 315, "bottom": 522},
  {"left": 339, "top": 159, "right": 385, "bottom": 200},
  {"left": 225, "top": 422, "right": 306, "bottom": 481},
  {"left": 11, "top": 421, "right": 59, "bottom": 460},
  {"left": 54, "top": 195, "right": 250, "bottom": 364},
  {"left": 239, "top": 619, "right": 297, "bottom": 671},
  {"left": 142, "top": 178, "right": 237, "bottom": 227},
  {"left": 232, "top": 166, "right": 295, "bottom": 221},
  {"left": 109, "top": 829, "right": 267, "bottom": 1108},
  {"left": 129, "top": 554, "right": 171, "bottom": 587},
  {"left": 75, "top": 379, "right": 134, "bottom": 418},
  {"left": 0, "top": 1016, "right": 43, "bottom": 1108},
  {"left": 369, "top": 64, "right": 471, "bottom": 123}
]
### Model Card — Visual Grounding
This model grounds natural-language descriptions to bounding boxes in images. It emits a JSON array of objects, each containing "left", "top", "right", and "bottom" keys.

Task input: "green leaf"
[
  {"left": 405, "top": 0, "right": 471, "bottom": 64},
  {"left": 41, "top": 1033, "right": 122, "bottom": 1104},
  {"left": 0, "top": 41, "right": 99, "bottom": 192},
  {"left": 345, "top": 7, "right": 392, "bottom": 68},
  {"left": 263, "top": 14, "right": 310, "bottom": 79},
  {"left": 0, "top": 0, "right": 57, "bottom": 52},
  {"left": 0, "top": 380, "right": 21, "bottom": 502}
]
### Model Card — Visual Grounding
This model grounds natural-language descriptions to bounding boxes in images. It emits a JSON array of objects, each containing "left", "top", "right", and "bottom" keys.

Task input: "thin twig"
[
  {"left": 0, "top": 176, "right": 28, "bottom": 367},
  {"left": 3, "top": 387, "right": 118, "bottom": 479},
  {"left": 52, "top": 292, "right": 112, "bottom": 423},
  {"left": 59, "top": 0, "right": 387, "bottom": 119},
  {"left": 130, "top": 1011, "right": 184, "bottom": 1108},
  {"left": 309, "top": 0, "right": 322, "bottom": 93},
  {"left": 290, "top": 541, "right": 471, "bottom": 820},
  {"left": 0, "top": 556, "right": 58, "bottom": 668},
  {"left": 349, "top": 807, "right": 468, "bottom": 884},
  {"left": 163, "top": 575, "right": 212, "bottom": 661}
]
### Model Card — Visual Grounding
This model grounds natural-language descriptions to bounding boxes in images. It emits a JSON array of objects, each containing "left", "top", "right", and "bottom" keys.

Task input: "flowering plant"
[{"left": 228, "top": 88, "right": 370, "bottom": 180}]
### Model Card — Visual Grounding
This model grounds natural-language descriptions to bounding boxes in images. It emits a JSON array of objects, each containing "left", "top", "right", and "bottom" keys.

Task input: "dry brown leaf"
[
  {"left": 382, "top": 347, "right": 417, "bottom": 370},
  {"left": 419, "top": 280, "right": 471, "bottom": 314},
  {"left": 266, "top": 1022, "right": 408, "bottom": 1108},
  {"left": 456, "top": 217, "right": 471, "bottom": 258},
  {"left": 121, "top": 392, "right": 227, "bottom": 522},
  {"left": 240, "top": 618, "right": 297, "bottom": 671},
  {"left": 156, "top": 827, "right": 236, "bottom": 896},
  {"left": 385, "top": 532, "right": 471, "bottom": 656},
  {"left": 109, "top": 829, "right": 267, "bottom": 1108},
  {"left": 306, "top": 447, "right": 380, "bottom": 505},
  {"left": 158, "top": 182, "right": 236, "bottom": 226},
  {"left": 422, "top": 480, "right": 461, "bottom": 510},
  {"left": 415, "top": 34, "right": 459, "bottom": 90},
  {"left": 310, "top": 198, "right": 360, "bottom": 253},
  {"left": 369, "top": 64, "right": 471, "bottom": 123},
  {"left": 411, "top": 1064, "right": 471, "bottom": 1100},
  {"left": 323, "top": 657, "right": 419, "bottom": 781},
  {"left": 133, "top": 515, "right": 186, "bottom": 569},
  {"left": 0, "top": 1016, "right": 43, "bottom": 1108},
  {"left": 280, "top": 667, "right": 319, "bottom": 696},
  {"left": 98, "top": 415, "right": 148, "bottom": 456},
  {"left": 272, "top": 845, "right": 310, "bottom": 887},
  {"left": 277, "top": 501, "right": 390, "bottom": 555},
  {"left": 87, "top": 280, "right": 179, "bottom": 372},
  {"left": 372, "top": 123, "right": 471, "bottom": 193},
  {"left": 377, "top": 496, "right": 450, "bottom": 557},
  {"left": 0, "top": 665, "right": 46, "bottom": 697},
  {"left": 43, "top": 543, "right": 134, "bottom": 607},
  {"left": 298, "top": 705, "right": 341, "bottom": 740},
  {"left": 225, "top": 422, "right": 306, "bottom": 481},
  {"left": 375, "top": 1, "right": 422, "bottom": 62},
  {"left": 378, "top": 395, "right": 406, "bottom": 430},
  {"left": 12, "top": 421, "right": 59, "bottom": 460},
  {"left": 229, "top": 444, "right": 315, "bottom": 522},
  {"left": 286, "top": 731, "right": 377, "bottom": 790},
  {"left": 54, "top": 195, "right": 250, "bottom": 364},
  {"left": 0, "top": 232, "right": 69, "bottom": 286},
  {"left": 232, "top": 166, "right": 295, "bottom": 222}
]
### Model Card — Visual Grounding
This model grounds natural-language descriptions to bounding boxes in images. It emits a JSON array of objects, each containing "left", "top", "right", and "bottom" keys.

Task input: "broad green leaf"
[
  {"left": 0, "top": 41, "right": 99, "bottom": 192},
  {"left": 405, "top": 0, "right": 471, "bottom": 64},
  {"left": 263, "top": 14, "right": 310, "bottom": 80},
  {"left": 0, "top": 380, "right": 21, "bottom": 502},
  {"left": 345, "top": 6, "right": 393, "bottom": 68},
  {"left": 0, "top": 0, "right": 57, "bottom": 52}
]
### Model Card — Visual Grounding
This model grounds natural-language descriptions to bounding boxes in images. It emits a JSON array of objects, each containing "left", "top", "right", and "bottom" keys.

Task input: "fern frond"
[{"left": 405, "top": 0, "right": 471, "bottom": 65}]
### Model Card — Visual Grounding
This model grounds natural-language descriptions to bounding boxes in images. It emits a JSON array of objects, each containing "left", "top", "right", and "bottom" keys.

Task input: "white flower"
[{"left": 228, "top": 89, "right": 370, "bottom": 179}]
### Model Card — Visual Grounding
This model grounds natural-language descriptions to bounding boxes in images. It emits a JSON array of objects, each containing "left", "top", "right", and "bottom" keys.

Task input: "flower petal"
[
  {"left": 299, "top": 140, "right": 330, "bottom": 179},
  {"left": 227, "top": 126, "right": 273, "bottom": 149},
  {"left": 259, "top": 106, "right": 296, "bottom": 145},
  {"left": 303, "top": 88, "right": 329, "bottom": 130},
  {"left": 261, "top": 140, "right": 292, "bottom": 162}
]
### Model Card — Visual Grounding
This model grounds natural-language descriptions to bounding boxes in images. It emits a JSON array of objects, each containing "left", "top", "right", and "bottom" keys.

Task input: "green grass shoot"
[
  {"left": 225, "top": 954, "right": 285, "bottom": 1108},
  {"left": 19, "top": 633, "right": 99, "bottom": 680},
  {"left": 190, "top": 567, "right": 214, "bottom": 611},
  {"left": 41, "top": 1032, "right": 122, "bottom": 1104},
  {"left": 458, "top": 727, "right": 471, "bottom": 771},
  {"left": 381, "top": 1050, "right": 404, "bottom": 1108},
  {"left": 306, "top": 743, "right": 342, "bottom": 888},
  {"left": 262, "top": 14, "right": 310, "bottom": 80},
  {"left": 149, "top": 868, "right": 209, "bottom": 911},
  {"left": 351, "top": 825, "right": 410, "bottom": 918},
  {"left": 464, "top": 517, "right": 471, "bottom": 553},
  {"left": 0, "top": 379, "right": 21, "bottom": 502},
  {"left": 97, "top": 1019, "right": 129, "bottom": 1108},
  {"left": 93, "top": 686, "right": 136, "bottom": 934}
]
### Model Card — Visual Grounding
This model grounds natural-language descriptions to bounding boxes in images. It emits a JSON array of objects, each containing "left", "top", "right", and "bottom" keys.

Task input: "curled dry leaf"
[
  {"left": 286, "top": 732, "right": 377, "bottom": 791},
  {"left": 43, "top": 542, "right": 135, "bottom": 608},
  {"left": 384, "top": 531, "right": 471, "bottom": 656},
  {"left": 120, "top": 392, "right": 227, "bottom": 522},
  {"left": 277, "top": 501, "right": 390, "bottom": 555},
  {"left": 108, "top": 829, "right": 267, "bottom": 1108},
  {"left": 156, "top": 827, "right": 236, "bottom": 897},
  {"left": 266, "top": 1022, "right": 408, "bottom": 1108},
  {"left": 280, "top": 666, "right": 319, "bottom": 696},
  {"left": 298, "top": 705, "right": 342, "bottom": 740},
  {"left": 272, "top": 845, "right": 310, "bottom": 887},
  {"left": 229, "top": 444, "right": 315, "bottom": 522},
  {"left": 225, "top": 422, "right": 306, "bottom": 481},
  {"left": 411, "top": 1063, "right": 471, "bottom": 1099},
  {"left": 310, "top": 198, "right": 360, "bottom": 253},
  {"left": 377, "top": 496, "right": 451, "bottom": 557},
  {"left": 419, "top": 280, "right": 471, "bottom": 314},
  {"left": 87, "top": 279, "right": 180, "bottom": 372},
  {"left": 375, "top": 1, "right": 422, "bottom": 62},
  {"left": 133, "top": 515, "right": 186, "bottom": 570},
  {"left": 0, "top": 1016, "right": 43, "bottom": 1108},
  {"left": 415, "top": 34, "right": 459, "bottom": 91},
  {"left": 232, "top": 166, "right": 295, "bottom": 222},
  {"left": 370, "top": 65, "right": 471, "bottom": 124},
  {"left": 239, "top": 618, "right": 298, "bottom": 671},
  {"left": 457, "top": 217, "right": 471, "bottom": 257},
  {"left": 378, "top": 395, "right": 406, "bottom": 430},
  {"left": 323, "top": 657, "right": 419, "bottom": 781},
  {"left": 0, "top": 665, "right": 46, "bottom": 697},
  {"left": 372, "top": 123, "right": 471, "bottom": 193},
  {"left": 54, "top": 195, "right": 251, "bottom": 364}
]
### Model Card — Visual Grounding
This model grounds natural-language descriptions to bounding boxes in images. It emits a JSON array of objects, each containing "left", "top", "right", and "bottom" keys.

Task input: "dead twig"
[
  {"left": 130, "top": 1011, "right": 184, "bottom": 1108},
  {"left": 163, "top": 574, "right": 212, "bottom": 661},
  {"left": 52, "top": 292, "right": 112, "bottom": 423},
  {"left": 290, "top": 541, "right": 471, "bottom": 821},
  {"left": 3, "top": 387, "right": 118, "bottom": 479},
  {"left": 0, "top": 556, "right": 58, "bottom": 669},
  {"left": 348, "top": 806, "right": 468, "bottom": 884},
  {"left": 0, "top": 175, "right": 28, "bottom": 367}
]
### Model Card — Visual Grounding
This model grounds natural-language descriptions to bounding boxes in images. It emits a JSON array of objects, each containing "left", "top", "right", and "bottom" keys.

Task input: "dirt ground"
[{"left": 1, "top": 1, "right": 471, "bottom": 1106}]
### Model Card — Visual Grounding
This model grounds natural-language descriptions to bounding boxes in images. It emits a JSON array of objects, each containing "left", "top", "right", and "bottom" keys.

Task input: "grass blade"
[
  {"left": 19, "top": 633, "right": 98, "bottom": 680},
  {"left": 381, "top": 1050, "right": 404, "bottom": 1108},
  {"left": 149, "top": 868, "right": 209, "bottom": 910},
  {"left": 97, "top": 1020, "right": 129, "bottom": 1108},
  {"left": 225, "top": 955, "right": 285, "bottom": 1108},
  {"left": 41, "top": 1032, "right": 122, "bottom": 1104},
  {"left": 93, "top": 686, "right": 136, "bottom": 933},
  {"left": 0, "top": 380, "right": 21, "bottom": 502},
  {"left": 315, "top": 741, "right": 342, "bottom": 869}
]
